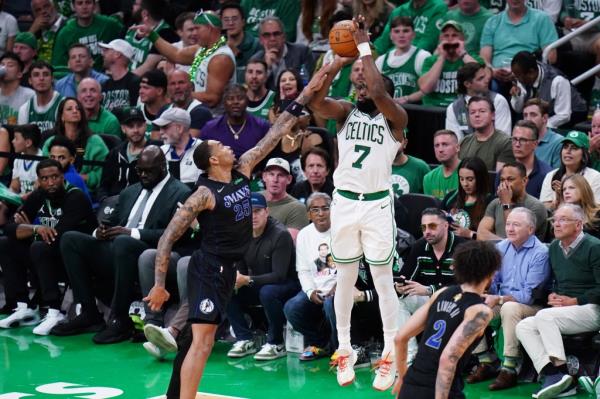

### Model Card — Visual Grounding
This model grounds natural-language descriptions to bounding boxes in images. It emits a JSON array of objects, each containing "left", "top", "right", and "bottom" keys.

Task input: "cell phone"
[{"left": 393, "top": 275, "right": 406, "bottom": 286}]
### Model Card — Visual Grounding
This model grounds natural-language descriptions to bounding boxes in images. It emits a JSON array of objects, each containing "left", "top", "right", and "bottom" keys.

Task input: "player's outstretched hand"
[
  {"left": 303, "top": 65, "right": 330, "bottom": 95},
  {"left": 144, "top": 285, "right": 170, "bottom": 311}
]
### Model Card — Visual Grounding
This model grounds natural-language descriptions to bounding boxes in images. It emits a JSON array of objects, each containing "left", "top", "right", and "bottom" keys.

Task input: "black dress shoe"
[
  {"left": 93, "top": 317, "right": 134, "bottom": 344},
  {"left": 50, "top": 311, "right": 105, "bottom": 336}
]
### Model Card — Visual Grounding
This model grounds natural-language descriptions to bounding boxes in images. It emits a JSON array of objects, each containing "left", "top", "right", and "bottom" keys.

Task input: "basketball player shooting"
[
  {"left": 308, "top": 15, "right": 408, "bottom": 391},
  {"left": 143, "top": 67, "right": 330, "bottom": 399},
  {"left": 392, "top": 241, "right": 500, "bottom": 399}
]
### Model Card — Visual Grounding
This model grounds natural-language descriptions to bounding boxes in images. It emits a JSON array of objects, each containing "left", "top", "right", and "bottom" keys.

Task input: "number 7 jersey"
[{"left": 334, "top": 108, "right": 401, "bottom": 193}]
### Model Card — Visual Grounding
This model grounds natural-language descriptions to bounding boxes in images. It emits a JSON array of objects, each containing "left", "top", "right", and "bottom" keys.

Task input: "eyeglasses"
[
  {"left": 309, "top": 206, "right": 330, "bottom": 214},
  {"left": 551, "top": 217, "right": 578, "bottom": 225},
  {"left": 420, "top": 222, "right": 440, "bottom": 231},
  {"left": 511, "top": 137, "right": 537, "bottom": 145},
  {"left": 222, "top": 16, "right": 240, "bottom": 24},
  {"left": 261, "top": 31, "right": 283, "bottom": 38}
]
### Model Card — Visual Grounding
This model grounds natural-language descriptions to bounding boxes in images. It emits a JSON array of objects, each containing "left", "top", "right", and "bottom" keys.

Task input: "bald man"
[
  {"left": 166, "top": 70, "right": 212, "bottom": 138},
  {"left": 77, "top": 77, "right": 122, "bottom": 137},
  {"left": 52, "top": 146, "right": 193, "bottom": 344}
]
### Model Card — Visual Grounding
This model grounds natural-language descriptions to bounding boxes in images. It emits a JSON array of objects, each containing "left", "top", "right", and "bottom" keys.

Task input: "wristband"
[
  {"left": 148, "top": 30, "right": 159, "bottom": 44},
  {"left": 285, "top": 101, "right": 304, "bottom": 117},
  {"left": 357, "top": 42, "right": 372, "bottom": 58}
]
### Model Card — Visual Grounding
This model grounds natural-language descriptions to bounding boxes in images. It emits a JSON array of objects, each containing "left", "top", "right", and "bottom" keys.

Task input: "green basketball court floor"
[{"left": 0, "top": 327, "right": 592, "bottom": 398}]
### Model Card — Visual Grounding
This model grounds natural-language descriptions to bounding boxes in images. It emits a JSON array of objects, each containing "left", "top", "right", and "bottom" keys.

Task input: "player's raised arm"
[
  {"left": 352, "top": 15, "right": 408, "bottom": 140},
  {"left": 144, "top": 186, "right": 216, "bottom": 311},
  {"left": 307, "top": 58, "right": 355, "bottom": 123},
  {"left": 236, "top": 68, "right": 329, "bottom": 176},
  {"left": 435, "top": 304, "right": 493, "bottom": 399}
]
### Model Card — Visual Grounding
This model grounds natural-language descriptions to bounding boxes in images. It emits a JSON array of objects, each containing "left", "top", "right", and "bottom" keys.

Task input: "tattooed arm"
[
  {"left": 435, "top": 304, "right": 493, "bottom": 399},
  {"left": 143, "top": 186, "right": 216, "bottom": 311},
  {"left": 236, "top": 67, "right": 330, "bottom": 177}
]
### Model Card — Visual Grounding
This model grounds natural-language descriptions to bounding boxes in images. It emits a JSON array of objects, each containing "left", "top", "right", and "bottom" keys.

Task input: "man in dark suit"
[{"left": 51, "top": 146, "right": 192, "bottom": 344}]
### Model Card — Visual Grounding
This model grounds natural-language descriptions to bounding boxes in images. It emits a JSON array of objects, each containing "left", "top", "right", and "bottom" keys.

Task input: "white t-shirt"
[
  {"left": 12, "top": 149, "right": 43, "bottom": 195},
  {"left": 539, "top": 167, "right": 600, "bottom": 203},
  {"left": 295, "top": 223, "right": 336, "bottom": 298},
  {"left": 0, "top": 11, "right": 18, "bottom": 56},
  {"left": 160, "top": 137, "right": 202, "bottom": 185},
  {"left": 173, "top": 41, "right": 191, "bottom": 73}
]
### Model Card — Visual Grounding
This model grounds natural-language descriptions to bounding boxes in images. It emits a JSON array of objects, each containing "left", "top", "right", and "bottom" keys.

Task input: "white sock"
[
  {"left": 370, "top": 263, "right": 399, "bottom": 357},
  {"left": 334, "top": 261, "right": 359, "bottom": 353}
]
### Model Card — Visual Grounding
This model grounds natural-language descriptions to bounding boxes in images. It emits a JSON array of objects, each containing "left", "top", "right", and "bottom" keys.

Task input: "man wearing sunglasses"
[{"left": 395, "top": 207, "right": 467, "bottom": 364}]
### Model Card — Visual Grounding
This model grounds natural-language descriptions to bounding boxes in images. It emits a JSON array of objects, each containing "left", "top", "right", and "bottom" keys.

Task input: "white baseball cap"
[
  {"left": 265, "top": 157, "right": 290, "bottom": 174},
  {"left": 99, "top": 39, "right": 135, "bottom": 60},
  {"left": 153, "top": 107, "right": 191, "bottom": 128}
]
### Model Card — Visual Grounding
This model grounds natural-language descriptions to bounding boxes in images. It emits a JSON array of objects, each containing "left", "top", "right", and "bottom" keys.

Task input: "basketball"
[{"left": 329, "top": 20, "right": 358, "bottom": 58}]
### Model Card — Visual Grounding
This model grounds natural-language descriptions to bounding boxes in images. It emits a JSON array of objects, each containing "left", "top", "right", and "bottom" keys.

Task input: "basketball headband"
[{"left": 194, "top": 10, "right": 222, "bottom": 27}]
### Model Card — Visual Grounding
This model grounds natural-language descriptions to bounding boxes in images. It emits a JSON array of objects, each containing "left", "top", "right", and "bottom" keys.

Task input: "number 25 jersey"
[{"left": 334, "top": 108, "right": 400, "bottom": 193}]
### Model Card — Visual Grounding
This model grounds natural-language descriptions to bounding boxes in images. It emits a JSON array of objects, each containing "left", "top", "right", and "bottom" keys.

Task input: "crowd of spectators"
[{"left": 0, "top": 0, "right": 599, "bottom": 397}]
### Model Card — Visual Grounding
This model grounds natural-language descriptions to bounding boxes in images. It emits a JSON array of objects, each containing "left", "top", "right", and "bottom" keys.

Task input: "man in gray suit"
[{"left": 51, "top": 146, "right": 192, "bottom": 344}]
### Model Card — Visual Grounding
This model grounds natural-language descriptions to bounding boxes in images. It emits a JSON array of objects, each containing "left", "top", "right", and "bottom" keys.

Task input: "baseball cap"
[
  {"left": 251, "top": 192, "right": 267, "bottom": 209},
  {"left": 15, "top": 32, "right": 37, "bottom": 50},
  {"left": 153, "top": 107, "right": 191, "bottom": 128},
  {"left": 118, "top": 107, "right": 145, "bottom": 124},
  {"left": 141, "top": 69, "right": 168, "bottom": 89},
  {"left": 98, "top": 39, "right": 135, "bottom": 60},
  {"left": 562, "top": 130, "right": 589, "bottom": 150},
  {"left": 441, "top": 20, "right": 464, "bottom": 34},
  {"left": 265, "top": 157, "right": 290, "bottom": 174}
]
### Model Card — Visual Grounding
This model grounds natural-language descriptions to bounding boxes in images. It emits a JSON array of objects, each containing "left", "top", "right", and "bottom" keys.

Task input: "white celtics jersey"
[
  {"left": 193, "top": 44, "right": 236, "bottom": 92},
  {"left": 334, "top": 108, "right": 400, "bottom": 193}
]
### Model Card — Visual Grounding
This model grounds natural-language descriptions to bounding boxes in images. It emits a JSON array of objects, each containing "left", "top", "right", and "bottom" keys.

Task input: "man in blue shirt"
[
  {"left": 467, "top": 207, "right": 550, "bottom": 390},
  {"left": 54, "top": 43, "right": 108, "bottom": 98}
]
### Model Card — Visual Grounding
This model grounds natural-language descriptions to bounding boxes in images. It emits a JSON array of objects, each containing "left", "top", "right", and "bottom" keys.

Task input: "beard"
[{"left": 356, "top": 98, "right": 377, "bottom": 114}]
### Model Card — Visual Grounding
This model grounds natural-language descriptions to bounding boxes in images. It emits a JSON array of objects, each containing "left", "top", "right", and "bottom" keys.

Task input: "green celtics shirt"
[
  {"left": 423, "top": 165, "right": 459, "bottom": 200},
  {"left": 125, "top": 20, "right": 171, "bottom": 70},
  {"left": 391, "top": 155, "right": 431, "bottom": 196},
  {"left": 443, "top": 8, "right": 493, "bottom": 54},
  {"left": 17, "top": 91, "right": 63, "bottom": 132},
  {"left": 561, "top": 0, "right": 600, "bottom": 31},
  {"left": 376, "top": 46, "right": 430, "bottom": 98},
  {"left": 247, "top": 90, "right": 275, "bottom": 120},
  {"left": 88, "top": 107, "right": 122, "bottom": 138},
  {"left": 241, "top": 0, "right": 301, "bottom": 42},
  {"left": 374, "top": 0, "right": 448, "bottom": 54},
  {"left": 52, "top": 14, "right": 123, "bottom": 72},
  {"left": 421, "top": 53, "right": 483, "bottom": 107}
]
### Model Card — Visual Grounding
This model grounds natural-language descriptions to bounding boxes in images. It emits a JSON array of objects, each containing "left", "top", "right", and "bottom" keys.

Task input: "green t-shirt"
[
  {"left": 423, "top": 165, "right": 459, "bottom": 200},
  {"left": 241, "top": 0, "right": 301, "bottom": 42},
  {"left": 247, "top": 90, "right": 275, "bottom": 121},
  {"left": 374, "top": 0, "right": 448, "bottom": 54},
  {"left": 52, "top": 14, "right": 123, "bottom": 72},
  {"left": 88, "top": 107, "right": 122, "bottom": 138},
  {"left": 421, "top": 54, "right": 484, "bottom": 107},
  {"left": 459, "top": 129, "right": 515, "bottom": 171},
  {"left": 391, "top": 155, "right": 431, "bottom": 196},
  {"left": 442, "top": 8, "right": 493, "bottom": 54},
  {"left": 125, "top": 20, "right": 170, "bottom": 70}
]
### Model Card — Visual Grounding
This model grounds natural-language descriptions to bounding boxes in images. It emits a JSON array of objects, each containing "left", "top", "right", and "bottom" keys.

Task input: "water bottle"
[{"left": 299, "top": 65, "right": 309, "bottom": 86}]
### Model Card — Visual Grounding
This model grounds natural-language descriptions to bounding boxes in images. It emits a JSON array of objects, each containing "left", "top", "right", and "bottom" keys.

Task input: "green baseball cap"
[
  {"left": 441, "top": 20, "right": 464, "bottom": 34},
  {"left": 15, "top": 32, "right": 37, "bottom": 50},
  {"left": 562, "top": 130, "right": 589, "bottom": 150}
]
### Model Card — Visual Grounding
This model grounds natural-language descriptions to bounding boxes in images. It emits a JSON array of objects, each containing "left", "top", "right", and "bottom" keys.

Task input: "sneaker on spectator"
[
  {"left": 0, "top": 302, "right": 39, "bottom": 328},
  {"left": 533, "top": 373, "right": 574, "bottom": 399},
  {"left": 331, "top": 348, "right": 357, "bottom": 386},
  {"left": 300, "top": 345, "right": 330, "bottom": 361},
  {"left": 372, "top": 351, "right": 396, "bottom": 391},
  {"left": 227, "top": 339, "right": 258, "bottom": 358},
  {"left": 144, "top": 324, "right": 177, "bottom": 352},
  {"left": 33, "top": 309, "right": 65, "bottom": 336},
  {"left": 254, "top": 343, "right": 286, "bottom": 360},
  {"left": 143, "top": 341, "right": 168, "bottom": 360},
  {"left": 50, "top": 311, "right": 105, "bottom": 336},
  {"left": 92, "top": 317, "right": 134, "bottom": 344}
]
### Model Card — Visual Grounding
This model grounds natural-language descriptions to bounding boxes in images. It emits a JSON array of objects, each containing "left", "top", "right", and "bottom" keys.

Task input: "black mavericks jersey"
[
  {"left": 195, "top": 170, "right": 252, "bottom": 260},
  {"left": 401, "top": 285, "right": 484, "bottom": 399}
]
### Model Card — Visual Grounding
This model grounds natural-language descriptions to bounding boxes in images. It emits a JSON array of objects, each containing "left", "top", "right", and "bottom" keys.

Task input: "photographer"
[{"left": 418, "top": 21, "right": 482, "bottom": 107}]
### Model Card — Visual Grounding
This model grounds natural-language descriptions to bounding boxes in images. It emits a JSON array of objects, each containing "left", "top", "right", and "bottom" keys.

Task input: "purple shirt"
[{"left": 201, "top": 113, "right": 270, "bottom": 158}]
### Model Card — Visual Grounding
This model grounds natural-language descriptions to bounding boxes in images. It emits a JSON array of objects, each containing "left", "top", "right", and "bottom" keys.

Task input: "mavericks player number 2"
[
  {"left": 352, "top": 145, "right": 371, "bottom": 169},
  {"left": 425, "top": 320, "right": 446, "bottom": 350}
]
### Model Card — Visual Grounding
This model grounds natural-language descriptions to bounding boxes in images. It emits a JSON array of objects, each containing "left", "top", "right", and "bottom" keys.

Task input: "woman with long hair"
[
  {"left": 297, "top": 0, "right": 338, "bottom": 46},
  {"left": 558, "top": 174, "right": 600, "bottom": 238},
  {"left": 442, "top": 157, "right": 493, "bottom": 239},
  {"left": 353, "top": 0, "right": 395, "bottom": 42},
  {"left": 42, "top": 97, "right": 108, "bottom": 192},
  {"left": 540, "top": 131, "right": 600, "bottom": 209}
]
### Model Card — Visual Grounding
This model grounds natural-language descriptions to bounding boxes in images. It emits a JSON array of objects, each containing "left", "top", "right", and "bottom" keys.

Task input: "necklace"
[
  {"left": 227, "top": 119, "right": 247, "bottom": 140},
  {"left": 189, "top": 36, "right": 227, "bottom": 84}
]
